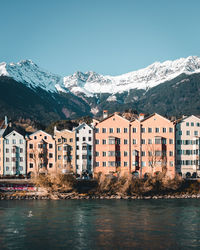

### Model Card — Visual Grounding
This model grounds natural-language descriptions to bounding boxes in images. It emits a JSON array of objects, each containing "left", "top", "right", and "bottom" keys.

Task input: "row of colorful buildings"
[{"left": 0, "top": 112, "right": 200, "bottom": 178}]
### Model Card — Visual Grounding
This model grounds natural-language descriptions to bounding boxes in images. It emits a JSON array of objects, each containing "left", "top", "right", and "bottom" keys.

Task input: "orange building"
[
  {"left": 138, "top": 113, "right": 175, "bottom": 178},
  {"left": 94, "top": 113, "right": 131, "bottom": 176},
  {"left": 54, "top": 127, "right": 76, "bottom": 174},
  {"left": 26, "top": 130, "right": 56, "bottom": 176}
]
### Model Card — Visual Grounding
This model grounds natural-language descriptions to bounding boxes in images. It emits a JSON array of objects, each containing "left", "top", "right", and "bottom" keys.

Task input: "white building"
[
  {"left": 74, "top": 123, "right": 93, "bottom": 176},
  {"left": 3, "top": 130, "right": 26, "bottom": 176},
  {"left": 176, "top": 115, "right": 200, "bottom": 177}
]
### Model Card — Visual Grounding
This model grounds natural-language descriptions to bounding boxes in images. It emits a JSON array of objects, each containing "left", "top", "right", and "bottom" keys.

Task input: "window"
[
  {"left": 186, "top": 131, "right": 190, "bottom": 136},
  {"left": 108, "top": 161, "right": 115, "bottom": 167},
  {"left": 89, "top": 130, "right": 92, "bottom": 134},
  {"left": 102, "top": 139, "right": 106, "bottom": 144},
  {"left": 116, "top": 138, "right": 120, "bottom": 145},
  {"left": 170, "top": 161, "right": 174, "bottom": 167},
  {"left": 124, "top": 139, "right": 128, "bottom": 144},
  {"left": 196, "top": 123, "right": 200, "bottom": 127},
  {"left": 20, "top": 148, "right": 23, "bottom": 153},
  {"left": 103, "top": 162, "right": 106, "bottom": 167},
  {"left": 102, "top": 128, "right": 106, "bottom": 133},
  {"left": 141, "top": 128, "right": 145, "bottom": 133},
  {"left": 191, "top": 122, "right": 194, "bottom": 127},
  {"left": 49, "top": 163, "right": 53, "bottom": 168},
  {"left": 95, "top": 162, "right": 99, "bottom": 167},
  {"left": 12, "top": 157, "right": 16, "bottom": 162},
  {"left": 6, "top": 166, "right": 9, "bottom": 171},
  {"left": 44, "top": 136, "right": 47, "bottom": 139},
  {"left": 109, "top": 138, "right": 115, "bottom": 144},
  {"left": 89, "top": 145, "right": 92, "bottom": 150},
  {"left": 148, "top": 139, "right": 152, "bottom": 144},
  {"left": 148, "top": 128, "right": 152, "bottom": 133},
  {"left": 19, "top": 139, "right": 23, "bottom": 144},
  {"left": 162, "top": 138, "right": 167, "bottom": 144},
  {"left": 29, "top": 153, "right": 33, "bottom": 158},
  {"left": 141, "top": 151, "right": 145, "bottom": 156},
  {"left": 124, "top": 151, "right": 128, "bottom": 156},
  {"left": 148, "top": 151, "right": 152, "bottom": 156},
  {"left": 20, "top": 157, "right": 23, "bottom": 162},
  {"left": 169, "top": 151, "right": 173, "bottom": 156},
  {"left": 29, "top": 163, "right": 33, "bottom": 168},
  {"left": 6, "top": 148, "right": 9, "bottom": 153},
  {"left": 108, "top": 151, "right": 115, "bottom": 156},
  {"left": 76, "top": 137, "right": 79, "bottom": 141},
  {"left": 82, "top": 155, "right": 87, "bottom": 159},
  {"left": 124, "top": 162, "right": 128, "bottom": 167},
  {"left": 155, "top": 151, "right": 162, "bottom": 156},
  {"left": 69, "top": 138, "right": 73, "bottom": 142},
  {"left": 194, "top": 131, "right": 198, "bottom": 136},
  {"left": 133, "top": 139, "right": 136, "bottom": 144},
  {"left": 58, "top": 155, "right": 62, "bottom": 160},
  {"left": 155, "top": 138, "right": 161, "bottom": 144},
  {"left": 95, "top": 151, "right": 99, "bottom": 156},
  {"left": 117, "top": 128, "right": 121, "bottom": 133},
  {"left": 12, "top": 148, "right": 16, "bottom": 153},
  {"left": 76, "top": 155, "right": 79, "bottom": 159},
  {"left": 76, "top": 146, "right": 79, "bottom": 150},
  {"left": 155, "top": 128, "right": 159, "bottom": 133},
  {"left": 95, "top": 128, "right": 99, "bottom": 133},
  {"left": 103, "top": 152, "right": 106, "bottom": 157},
  {"left": 82, "top": 145, "right": 87, "bottom": 150},
  {"left": 109, "top": 128, "right": 114, "bottom": 133},
  {"left": 141, "top": 161, "right": 146, "bottom": 167},
  {"left": 34, "top": 136, "right": 37, "bottom": 139},
  {"left": 6, "top": 157, "right": 9, "bottom": 162},
  {"left": 178, "top": 131, "right": 182, "bottom": 135},
  {"left": 169, "top": 127, "right": 173, "bottom": 133},
  {"left": 49, "top": 144, "right": 53, "bottom": 149},
  {"left": 83, "top": 137, "right": 86, "bottom": 141},
  {"left": 169, "top": 139, "right": 173, "bottom": 144},
  {"left": 95, "top": 139, "right": 99, "bottom": 144},
  {"left": 132, "top": 128, "right": 137, "bottom": 133},
  {"left": 58, "top": 138, "right": 61, "bottom": 142},
  {"left": 141, "top": 139, "right": 145, "bottom": 144},
  {"left": 124, "top": 128, "right": 128, "bottom": 133},
  {"left": 163, "top": 128, "right": 166, "bottom": 133},
  {"left": 6, "top": 139, "right": 9, "bottom": 144},
  {"left": 49, "top": 153, "right": 53, "bottom": 158},
  {"left": 58, "top": 146, "right": 61, "bottom": 151},
  {"left": 88, "top": 137, "right": 92, "bottom": 141},
  {"left": 186, "top": 122, "right": 189, "bottom": 126}
]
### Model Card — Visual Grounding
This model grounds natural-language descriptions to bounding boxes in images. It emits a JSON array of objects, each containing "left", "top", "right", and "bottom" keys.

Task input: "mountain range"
[{"left": 0, "top": 56, "right": 200, "bottom": 124}]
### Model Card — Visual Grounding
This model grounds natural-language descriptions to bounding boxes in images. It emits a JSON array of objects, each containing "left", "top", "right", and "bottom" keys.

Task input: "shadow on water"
[{"left": 0, "top": 199, "right": 200, "bottom": 249}]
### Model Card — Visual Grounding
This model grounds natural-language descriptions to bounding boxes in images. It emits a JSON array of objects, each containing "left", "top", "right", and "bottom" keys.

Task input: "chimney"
[
  {"left": 4, "top": 116, "right": 8, "bottom": 126},
  {"left": 139, "top": 113, "right": 145, "bottom": 121},
  {"left": 103, "top": 110, "right": 108, "bottom": 119},
  {"left": 54, "top": 126, "right": 57, "bottom": 134}
]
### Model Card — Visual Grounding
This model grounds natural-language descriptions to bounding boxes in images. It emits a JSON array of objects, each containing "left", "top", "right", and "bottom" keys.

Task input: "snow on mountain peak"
[
  {"left": 63, "top": 56, "right": 200, "bottom": 96},
  {"left": 0, "top": 60, "right": 68, "bottom": 93}
]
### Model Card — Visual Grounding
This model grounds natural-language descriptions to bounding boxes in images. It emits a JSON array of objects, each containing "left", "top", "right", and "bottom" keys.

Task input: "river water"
[{"left": 0, "top": 199, "right": 200, "bottom": 249}]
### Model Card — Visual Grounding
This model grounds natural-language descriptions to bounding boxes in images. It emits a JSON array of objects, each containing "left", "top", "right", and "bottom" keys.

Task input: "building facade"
[
  {"left": 0, "top": 117, "right": 8, "bottom": 175},
  {"left": 74, "top": 123, "right": 93, "bottom": 176},
  {"left": 139, "top": 113, "right": 175, "bottom": 178},
  {"left": 94, "top": 113, "right": 131, "bottom": 176},
  {"left": 26, "top": 130, "right": 56, "bottom": 176},
  {"left": 54, "top": 127, "right": 76, "bottom": 173},
  {"left": 176, "top": 115, "right": 200, "bottom": 177},
  {"left": 3, "top": 130, "right": 26, "bottom": 176}
]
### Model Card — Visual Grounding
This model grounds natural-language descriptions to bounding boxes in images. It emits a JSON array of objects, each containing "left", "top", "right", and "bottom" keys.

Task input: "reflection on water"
[{"left": 0, "top": 200, "right": 200, "bottom": 249}]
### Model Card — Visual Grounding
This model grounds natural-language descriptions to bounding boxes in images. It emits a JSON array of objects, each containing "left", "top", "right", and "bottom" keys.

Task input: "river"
[{"left": 0, "top": 199, "right": 200, "bottom": 249}]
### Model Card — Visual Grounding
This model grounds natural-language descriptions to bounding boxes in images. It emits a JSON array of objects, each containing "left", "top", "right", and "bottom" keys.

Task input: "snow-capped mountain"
[
  {"left": 0, "top": 60, "right": 68, "bottom": 93},
  {"left": 63, "top": 56, "right": 200, "bottom": 96}
]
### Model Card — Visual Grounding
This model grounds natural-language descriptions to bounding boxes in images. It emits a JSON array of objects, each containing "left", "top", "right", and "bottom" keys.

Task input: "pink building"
[
  {"left": 93, "top": 113, "right": 131, "bottom": 176},
  {"left": 26, "top": 130, "right": 56, "bottom": 176},
  {"left": 138, "top": 113, "right": 175, "bottom": 178}
]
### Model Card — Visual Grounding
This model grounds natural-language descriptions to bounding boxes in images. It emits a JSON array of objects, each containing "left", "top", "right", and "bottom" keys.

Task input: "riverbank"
[{"left": 1, "top": 191, "right": 200, "bottom": 200}]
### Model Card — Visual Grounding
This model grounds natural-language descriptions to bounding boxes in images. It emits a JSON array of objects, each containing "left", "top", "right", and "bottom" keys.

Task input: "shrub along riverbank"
[{"left": 0, "top": 173, "right": 200, "bottom": 200}]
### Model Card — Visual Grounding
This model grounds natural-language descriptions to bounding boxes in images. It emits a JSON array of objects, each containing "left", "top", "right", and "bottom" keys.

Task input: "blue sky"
[{"left": 1, "top": 0, "right": 200, "bottom": 76}]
